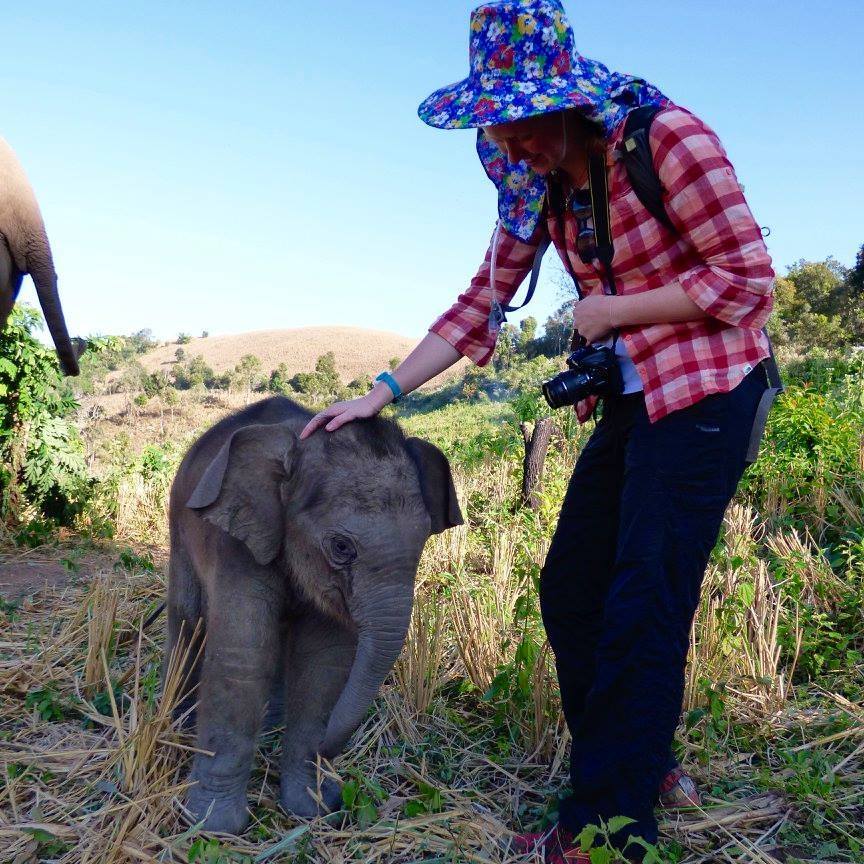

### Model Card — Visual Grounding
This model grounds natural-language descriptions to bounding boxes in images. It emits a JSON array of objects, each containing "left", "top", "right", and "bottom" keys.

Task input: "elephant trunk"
[
  {"left": 28, "top": 230, "right": 78, "bottom": 377},
  {"left": 319, "top": 579, "right": 414, "bottom": 758}
]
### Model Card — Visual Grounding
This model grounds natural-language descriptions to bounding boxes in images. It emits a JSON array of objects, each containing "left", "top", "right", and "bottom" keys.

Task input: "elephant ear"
[
  {"left": 405, "top": 437, "right": 464, "bottom": 535},
  {"left": 186, "top": 423, "right": 297, "bottom": 565}
]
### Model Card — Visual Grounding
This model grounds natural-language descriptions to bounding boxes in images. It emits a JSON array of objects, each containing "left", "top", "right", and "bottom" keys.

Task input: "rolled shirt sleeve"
[
  {"left": 429, "top": 223, "right": 542, "bottom": 366},
  {"left": 651, "top": 107, "right": 774, "bottom": 329}
]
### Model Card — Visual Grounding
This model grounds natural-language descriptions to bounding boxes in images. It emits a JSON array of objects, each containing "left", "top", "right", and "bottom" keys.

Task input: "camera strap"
[{"left": 587, "top": 146, "right": 617, "bottom": 297}]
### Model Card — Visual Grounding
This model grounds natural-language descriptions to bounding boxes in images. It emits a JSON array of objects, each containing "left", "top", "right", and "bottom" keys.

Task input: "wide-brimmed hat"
[
  {"left": 418, "top": 0, "right": 670, "bottom": 240},
  {"left": 420, "top": 0, "right": 625, "bottom": 131}
]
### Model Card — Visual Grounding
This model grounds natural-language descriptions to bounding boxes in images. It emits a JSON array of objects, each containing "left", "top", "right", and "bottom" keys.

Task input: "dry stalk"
[
  {"left": 451, "top": 580, "right": 506, "bottom": 692},
  {"left": 738, "top": 561, "right": 802, "bottom": 713},
  {"left": 528, "top": 640, "right": 564, "bottom": 761},
  {"left": 765, "top": 528, "right": 845, "bottom": 607},
  {"left": 84, "top": 580, "right": 118, "bottom": 697},
  {"left": 394, "top": 588, "right": 450, "bottom": 716},
  {"left": 98, "top": 620, "right": 204, "bottom": 798}
]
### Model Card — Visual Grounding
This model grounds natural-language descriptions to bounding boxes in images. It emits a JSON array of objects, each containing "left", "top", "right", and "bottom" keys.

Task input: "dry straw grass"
[{"left": 1, "top": 487, "right": 861, "bottom": 861}]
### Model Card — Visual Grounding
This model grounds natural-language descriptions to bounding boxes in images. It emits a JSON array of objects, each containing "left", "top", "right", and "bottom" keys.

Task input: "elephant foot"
[
  {"left": 186, "top": 785, "right": 249, "bottom": 834},
  {"left": 280, "top": 768, "right": 342, "bottom": 818}
]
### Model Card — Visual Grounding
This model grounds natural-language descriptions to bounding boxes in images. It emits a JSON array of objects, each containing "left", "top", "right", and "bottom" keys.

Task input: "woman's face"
[{"left": 484, "top": 111, "right": 567, "bottom": 175}]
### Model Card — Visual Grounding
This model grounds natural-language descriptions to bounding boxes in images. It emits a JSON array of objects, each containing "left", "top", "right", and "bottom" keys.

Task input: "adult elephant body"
[
  {"left": 166, "top": 396, "right": 462, "bottom": 833},
  {"left": 0, "top": 136, "right": 78, "bottom": 375}
]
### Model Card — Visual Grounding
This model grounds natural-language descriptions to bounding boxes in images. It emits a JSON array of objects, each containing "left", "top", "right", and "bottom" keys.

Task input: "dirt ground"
[{"left": 0, "top": 542, "right": 162, "bottom": 601}]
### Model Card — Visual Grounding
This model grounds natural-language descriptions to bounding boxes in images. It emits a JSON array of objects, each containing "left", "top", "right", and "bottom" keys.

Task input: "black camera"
[{"left": 541, "top": 344, "right": 624, "bottom": 409}]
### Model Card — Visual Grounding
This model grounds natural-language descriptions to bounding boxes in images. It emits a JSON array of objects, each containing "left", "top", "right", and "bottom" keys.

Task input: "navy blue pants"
[{"left": 539, "top": 366, "right": 767, "bottom": 850}]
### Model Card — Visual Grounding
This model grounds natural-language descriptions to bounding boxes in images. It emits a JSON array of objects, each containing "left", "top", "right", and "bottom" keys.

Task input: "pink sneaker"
[
  {"left": 512, "top": 823, "right": 590, "bottom": 863},
  {"left": 659, "top": 766, "right": 701, "bottom": 809}
]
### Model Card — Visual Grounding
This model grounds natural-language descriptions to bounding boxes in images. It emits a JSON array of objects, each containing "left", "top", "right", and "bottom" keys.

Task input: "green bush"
[{"left": 0, "top": 308, "right": 89, "bottom": 525}]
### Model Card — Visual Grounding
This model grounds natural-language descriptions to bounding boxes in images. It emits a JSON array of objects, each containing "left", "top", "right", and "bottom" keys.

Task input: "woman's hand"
[
  {"left": 572, "top": 295, "right": 616, "bottom": 343},
  {"left": 299, "top": 389, "right": 390, "bottom": 440}
]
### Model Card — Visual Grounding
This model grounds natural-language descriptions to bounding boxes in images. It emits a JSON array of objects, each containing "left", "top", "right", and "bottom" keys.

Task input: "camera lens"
[{"left": 542, "top": 370, "right": 591, "bottom": 409}]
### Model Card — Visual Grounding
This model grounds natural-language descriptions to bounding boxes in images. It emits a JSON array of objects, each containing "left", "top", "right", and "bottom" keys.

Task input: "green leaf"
[
  {"left": 341, "top": 780, "right": 358, "bottom": 808},
  {"left": 404, "top": 800, "right": 425, "bottom": 818},
  {"left": 589, "top": 849, "right": 612, "bottom": 864},
  {"left": 606, "top": 815, "right": 636, "bottom": 835},
  {"left": 357, "top": 801, "right": 378, "bottom": 828},
  {"left": 578, "top": 824, "right": 599, "bottom": 851},
  {"left": 23, "top": 828, "right": 56, "bottom": 843},
  {"left": 737, "top": 580, "right": 755, "bottom": 607}
]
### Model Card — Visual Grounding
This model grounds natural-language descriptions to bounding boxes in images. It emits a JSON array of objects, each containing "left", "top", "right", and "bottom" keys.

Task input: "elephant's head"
[{"left": 185, "top": 411, "right": 462, "bottom": 757}]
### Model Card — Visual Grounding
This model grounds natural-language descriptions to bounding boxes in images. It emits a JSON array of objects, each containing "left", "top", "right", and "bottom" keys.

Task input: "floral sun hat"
[{"left": 417, "top": 0, "right": 670, "bottom": 240}]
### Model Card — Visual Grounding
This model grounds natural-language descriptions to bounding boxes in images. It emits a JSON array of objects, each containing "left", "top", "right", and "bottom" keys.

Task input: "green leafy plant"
[
  {"left": 25, "top": 684, "right": 69, "bottom": 722},
  {"left": 0, "top": 307, "right": 89, "bottom": 525},
  {"left": 114, "top": 548, "right": 156, "bottom": 573},
  {"left": 575, "top": 816, "right": 665, "bottom": 863},
  {"left": 403, "top": 780, "right": 443, "bottom": 817},
  {"left": 341, "top": 768, "right": 388, "bottom": 828},
  {"left": 12, "top": 516, "right": 57, "bottom": 548},
  {"left": 23, "top": 827, "right": 70, "bottom": 859},
  {"left": 188, "top": 837, "right": 251, "bottom": 864}
]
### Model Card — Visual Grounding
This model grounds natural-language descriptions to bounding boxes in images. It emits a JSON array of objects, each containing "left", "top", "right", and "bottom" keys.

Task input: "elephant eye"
[{"left": 327, "top": 534, "right": 357, "bottom": 565}]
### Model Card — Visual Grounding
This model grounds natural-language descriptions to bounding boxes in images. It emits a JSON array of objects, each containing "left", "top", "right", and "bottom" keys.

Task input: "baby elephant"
[{"left": 165, "top": 396, "right": 462, "bottom": 833}]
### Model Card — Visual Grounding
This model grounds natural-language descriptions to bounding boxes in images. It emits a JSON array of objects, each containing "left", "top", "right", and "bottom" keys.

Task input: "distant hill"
[{"left": 139, "top": 326, "right": 470, "bottom": 390}]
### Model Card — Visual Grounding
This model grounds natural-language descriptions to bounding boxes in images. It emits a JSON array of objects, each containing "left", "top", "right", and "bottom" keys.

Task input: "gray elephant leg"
[
  {"left": 0, "top": 240, "right": 22, "bottom": 327},
  {"left": 164, "top": 547, "right": 203, "bottom": 729},
  {"left": 262, "top": 619, "right": 288, "bottom": 733},
  {"left": 279, "top": 610, "right": 358, "bottom": 818},
  {"left": 187, "top": 568, "right": 284, "bottom": 834}
]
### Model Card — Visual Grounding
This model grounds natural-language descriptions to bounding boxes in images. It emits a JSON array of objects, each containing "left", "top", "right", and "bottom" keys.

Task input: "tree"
[
  {"left": 172, "top": 355, "right": 216, "bottom": 390},
  {"left": 233, "top": 354, "right": 264, "bottom": 402},
  {"left": 268, "top": 363, "right": 293, "bottom": 395},
  {"left": 518, "top": 316, "right": 537, "bottom": 351},
  {"left": 771, "top": 261, "right": 853, "bottom": 350},
  {"left": 785, "top": 258, "right": 848, "bottom": 318},
  {"left": 290, "top": 352, "right": 343, "bottom": 402},
  {"left": 511, "top": 391, "right": 556, "bottom": 510},
  {"left": 531, "top": 301, "right": 574, "bottom": 358},
  {"left": 128, "top": 329, "right": 157, "bottom": 354},
  {"left": 347, "top": 373, "right": 373, "bottom": 397},
  {"left": 493, "top": 322, "right": 519, "bottom": 371},
  {"left": 840, "top": 244, "right": 864, "bottom": 343}
]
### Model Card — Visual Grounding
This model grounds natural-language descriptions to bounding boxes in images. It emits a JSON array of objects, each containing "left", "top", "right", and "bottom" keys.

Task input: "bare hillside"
[{"left": 140, "top": 326, "right": 469, "bottom": 390}]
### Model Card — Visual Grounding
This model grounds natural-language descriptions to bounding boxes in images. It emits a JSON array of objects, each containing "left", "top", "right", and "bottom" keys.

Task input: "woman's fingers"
[
  {"left": 300, "top": 396, "right": 378, "bottom": 439},
  {"left": 324, "top": 410, "right": 355, "bottom": 432},
  {"left": 300, "top": 405, "right": 343, "bottom": 439}
]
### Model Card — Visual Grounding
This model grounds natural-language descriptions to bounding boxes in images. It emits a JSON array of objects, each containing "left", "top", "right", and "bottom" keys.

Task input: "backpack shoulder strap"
[{"left": 621, "top": 105, "right": 676, "bottom": 232}]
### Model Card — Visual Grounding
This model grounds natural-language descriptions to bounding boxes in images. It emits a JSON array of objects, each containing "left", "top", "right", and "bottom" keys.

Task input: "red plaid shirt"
[{"left": 428, "top": 106, "right": 774, "bottom": 422}]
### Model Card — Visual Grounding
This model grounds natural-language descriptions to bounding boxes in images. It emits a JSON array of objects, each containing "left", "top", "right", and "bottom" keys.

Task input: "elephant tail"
[{"left": 26, "top": 226, "right": 80, "bottom": 377}]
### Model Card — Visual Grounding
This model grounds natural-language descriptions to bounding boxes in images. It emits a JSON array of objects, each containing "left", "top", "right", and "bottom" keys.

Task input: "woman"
[{"left": 301, "top": 1, "right": 774, "bottom": 860}]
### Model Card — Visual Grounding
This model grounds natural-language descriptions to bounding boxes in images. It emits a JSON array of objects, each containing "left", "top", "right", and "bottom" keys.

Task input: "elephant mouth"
[{"left": 323, "top": 583, "right": 354, "bottom": 629}]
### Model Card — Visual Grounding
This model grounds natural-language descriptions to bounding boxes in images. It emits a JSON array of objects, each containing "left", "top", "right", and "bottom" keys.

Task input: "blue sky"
[{"left": 4, "top": 1, "right": 862, "bottom": 343}]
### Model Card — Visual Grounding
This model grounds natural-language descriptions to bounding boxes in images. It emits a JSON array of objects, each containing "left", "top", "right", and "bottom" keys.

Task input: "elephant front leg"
[
  {"left": 187, "top": 571, "right": 283, "bottom": 834},
  {"left": 279, "top": 611, "right": 357, "bottom": 818}
]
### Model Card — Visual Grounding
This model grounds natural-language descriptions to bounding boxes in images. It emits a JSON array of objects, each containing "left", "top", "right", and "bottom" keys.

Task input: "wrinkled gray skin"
[
  {"left": 0, "top": 136, "right": 79, "bottom": 376},
  {"left": 165, "top": 396, "right": 463, "bottom": 834}
]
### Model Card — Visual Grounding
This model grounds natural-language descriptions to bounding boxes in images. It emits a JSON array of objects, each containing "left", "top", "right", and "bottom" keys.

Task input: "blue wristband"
[{"left": 375, "top": 371, "right": 403, "bottom": 403}]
